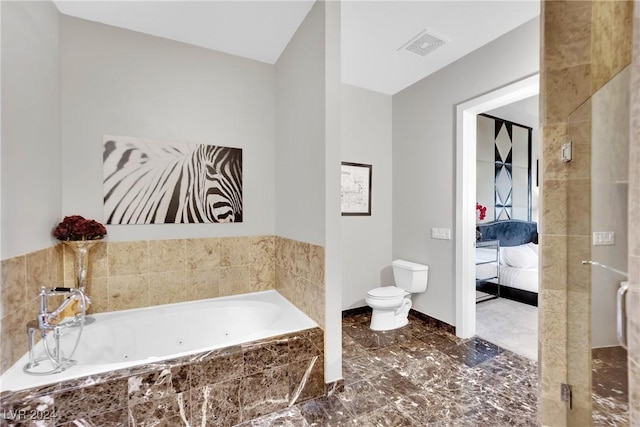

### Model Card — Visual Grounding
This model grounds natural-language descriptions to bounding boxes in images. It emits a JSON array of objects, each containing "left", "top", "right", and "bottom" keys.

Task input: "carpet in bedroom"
[
  {"left": 475, "top": 290, "right": 496, "bottom": 303},
  {"left": 476, "top": 297, "right": 538, "bottom": 361}
]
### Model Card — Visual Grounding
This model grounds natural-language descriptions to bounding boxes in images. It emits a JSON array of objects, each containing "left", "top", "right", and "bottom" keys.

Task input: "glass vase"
[{"left": 62, "top": 240, "right": 98, "bottom": 292}]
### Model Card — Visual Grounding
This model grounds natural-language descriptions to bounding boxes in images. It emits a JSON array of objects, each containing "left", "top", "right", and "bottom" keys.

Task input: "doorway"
[{"left": 454, "top": 74, "right": 539, "bottom": 339}]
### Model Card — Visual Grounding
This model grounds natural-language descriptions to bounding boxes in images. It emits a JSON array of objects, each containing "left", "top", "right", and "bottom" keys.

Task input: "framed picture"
[
  {"left": 341, "top": 162, "right": 372, "bottom": 216},
  {"left": 103, "top": 135, "right": 243, "bottom": 224}
]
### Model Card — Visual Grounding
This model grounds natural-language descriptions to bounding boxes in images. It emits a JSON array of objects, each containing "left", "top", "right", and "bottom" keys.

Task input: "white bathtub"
[{"left": 1, "top": 290, "right": 317, "bottom": 393}]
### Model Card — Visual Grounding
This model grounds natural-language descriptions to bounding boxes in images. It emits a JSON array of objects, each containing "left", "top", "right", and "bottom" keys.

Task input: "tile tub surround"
[
  {"left": 1, "top": 235, "right": 326, "bottom": 375},
  {"left": 275, "top": 236, "right": 325, "bottom": 327},
  {"left": 0, "top": 246, "right": 64, "bottom": 376},
  {"left": 0, "top": 327, "right": 324, "bottom": 426},
  {"left": 62, "top": 236, "right": 277, "bottom": 313}
]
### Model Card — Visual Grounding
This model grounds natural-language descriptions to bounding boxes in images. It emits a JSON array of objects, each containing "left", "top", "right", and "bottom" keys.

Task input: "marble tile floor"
[
  {"left": 592, "top": 346, "right": 629, "bottom": 426},
  {"left": 243, "top": 310, "right": 539, "bottom": 426}
]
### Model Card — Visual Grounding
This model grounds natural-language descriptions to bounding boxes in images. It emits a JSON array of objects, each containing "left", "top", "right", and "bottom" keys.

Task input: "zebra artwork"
[{"left": 103, "top": 135, "right": 242, "bottom": 224}]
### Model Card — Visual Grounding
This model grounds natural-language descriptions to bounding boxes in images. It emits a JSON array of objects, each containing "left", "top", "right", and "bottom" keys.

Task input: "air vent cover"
[{"left": 401, "top": 30, "right": 446, "bottom": 56}]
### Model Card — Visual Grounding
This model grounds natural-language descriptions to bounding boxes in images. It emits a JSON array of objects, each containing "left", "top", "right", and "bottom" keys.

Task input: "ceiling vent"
[{"left": 400, "top": 30, "right": 446, "bottom": 56}]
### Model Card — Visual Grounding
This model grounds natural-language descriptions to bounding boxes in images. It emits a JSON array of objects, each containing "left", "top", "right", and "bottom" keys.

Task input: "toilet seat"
[{"left": 367, "top": 286, "right": 407, "bottom": 300}]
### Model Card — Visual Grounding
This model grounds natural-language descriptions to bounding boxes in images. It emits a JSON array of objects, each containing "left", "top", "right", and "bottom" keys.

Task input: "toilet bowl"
[{"left": 365, "top": 259, "right": 429, "bottom": 331}]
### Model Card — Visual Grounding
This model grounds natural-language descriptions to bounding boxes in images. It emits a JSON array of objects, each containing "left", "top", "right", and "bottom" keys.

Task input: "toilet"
[{"left": 365, "top": 259, "right": 429, "bottom": 331}]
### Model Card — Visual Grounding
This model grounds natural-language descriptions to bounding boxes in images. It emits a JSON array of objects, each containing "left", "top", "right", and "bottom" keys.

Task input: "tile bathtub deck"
[{"left": 242, "top": 311, "right": 539, "bottom": 426}]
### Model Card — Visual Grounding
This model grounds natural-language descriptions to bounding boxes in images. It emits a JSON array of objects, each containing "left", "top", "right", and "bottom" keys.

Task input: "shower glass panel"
[
  {"left": 589, "top": 67, "right": 630, "bottom": 425},
  {"left": 566, "top": 66, "right": 631, "bottom": 424}
]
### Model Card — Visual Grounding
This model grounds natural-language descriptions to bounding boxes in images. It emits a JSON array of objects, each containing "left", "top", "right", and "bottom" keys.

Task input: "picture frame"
[{"left": 341, "top": 162, "right": 372, "bottom": 216}]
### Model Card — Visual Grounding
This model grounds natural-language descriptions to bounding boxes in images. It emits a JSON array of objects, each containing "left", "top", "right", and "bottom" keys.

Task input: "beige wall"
[{"left": 539, "top": 0, "right": 633, "bottom": 424}]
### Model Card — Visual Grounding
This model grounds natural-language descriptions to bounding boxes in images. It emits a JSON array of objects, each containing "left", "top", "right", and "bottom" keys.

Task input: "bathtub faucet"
[
  {"left": 24, "top": 286, "right": 89, "bottom": 375},
  {"left": 38, "top": 286, "right": 87, "bottom": 329}
]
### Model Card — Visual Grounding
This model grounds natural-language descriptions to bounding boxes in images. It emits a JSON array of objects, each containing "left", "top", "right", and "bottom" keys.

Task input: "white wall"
[
  {"left": 60, "top": 16, "right": 276, "bottom": 241},
  {"left": 1, "top": 1, "right": 61, "bottom": 259},
  {"left": 275, "top": 1, "right": 344, "bottom": 383},
  {"left": 341, "top": 84, "right": 393, "bottom": 309},
  {"left": 275, "top": 3, "right": 326, "bottom": 246},
  {"left": 323, "top": 0, "right": 343, "bottom": 385},
  {"left": 392, "top": 17, "right": 540, "bottom": 325}
]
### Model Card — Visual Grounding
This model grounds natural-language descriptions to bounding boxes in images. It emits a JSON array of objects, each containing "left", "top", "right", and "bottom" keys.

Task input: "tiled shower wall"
[
  {"left": 0, "top": 235, "right": 325, "bottom": 375},
  {"left": 540, "top": 0, "right": 633, "bottom": 424}
]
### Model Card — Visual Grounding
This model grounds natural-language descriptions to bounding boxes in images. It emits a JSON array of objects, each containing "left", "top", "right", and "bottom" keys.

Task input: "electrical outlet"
[
  {"left": 431, "top": 228, "right": 452, "bottom": 240},
  {"left": 593, "top": 231, "right": 615, "bottom": 246}
]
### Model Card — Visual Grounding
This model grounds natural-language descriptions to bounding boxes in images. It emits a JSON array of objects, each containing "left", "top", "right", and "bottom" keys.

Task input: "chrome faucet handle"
[{"left": 38, "top": 286, "right": 82, "bottom": 329}]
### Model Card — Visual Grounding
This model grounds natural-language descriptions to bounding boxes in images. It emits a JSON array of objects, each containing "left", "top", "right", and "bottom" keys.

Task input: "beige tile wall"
[
  {"left": 61, "top": 236, "right": 276, "bottom": 313},
  {"left": 1, "top": 235, "right": 324, "bottom": 375},
  {"left": 0, "top": 246, "right": 63, "bottom": 375},
  {"left": 540, "top": 0, "right": 633, "bottom": 425},
  {"left": 628, "top": 1, "right": 640, "bottom": 424},
  {"left": 274, "top": 236, "right": 325, "bottom": 328}
]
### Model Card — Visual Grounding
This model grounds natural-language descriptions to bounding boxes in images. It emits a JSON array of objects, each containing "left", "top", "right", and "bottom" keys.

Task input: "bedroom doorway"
[
  {"left": 473, "top": 99, "right": 540, "bottom": 361},
  {"left": 454, "top": 74, "right": 539, "bottom": 339}
]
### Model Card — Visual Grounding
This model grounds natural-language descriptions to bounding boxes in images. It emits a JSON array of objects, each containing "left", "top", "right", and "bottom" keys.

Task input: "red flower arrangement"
[
  {"left": 53, "top": 215, "right": 107, "bottom": 241},
  {"left": 476, "top": 203, "right": 487, "bottom": 221}
]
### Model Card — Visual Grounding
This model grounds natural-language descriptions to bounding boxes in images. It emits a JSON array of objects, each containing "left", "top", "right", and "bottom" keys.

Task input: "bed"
[{"left": 476, "top": 220, "right": 538, "bottom": 306}]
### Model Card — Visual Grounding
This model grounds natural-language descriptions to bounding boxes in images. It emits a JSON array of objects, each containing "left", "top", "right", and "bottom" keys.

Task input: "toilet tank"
[{"left": 392, "top": 259, "right": 429, "bottom": 293}]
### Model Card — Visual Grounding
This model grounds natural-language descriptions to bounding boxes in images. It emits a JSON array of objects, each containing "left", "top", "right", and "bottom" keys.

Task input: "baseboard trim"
[
  {"left": 408, "top": 309, "right": 456, "bottom": 335},
  {"left": 341, "top": 306, "right": 372, "bottom": 318},
  {"left": 341, "top": 306, "right": 455, "bottom": 335}
]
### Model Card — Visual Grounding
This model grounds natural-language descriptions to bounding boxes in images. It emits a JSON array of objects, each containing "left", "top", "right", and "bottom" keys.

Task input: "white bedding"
[{"left": 499, "top": 265, "right": 538, "bottom": 293}]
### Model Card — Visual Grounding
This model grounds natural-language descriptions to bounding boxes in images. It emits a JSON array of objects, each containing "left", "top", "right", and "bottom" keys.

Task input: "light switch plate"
[
  {"left": 432, "top": 227, "right": 452, "bottom": 240},
  {"left": 593, "top": 231, "right": 615, "bottom": 246}
]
